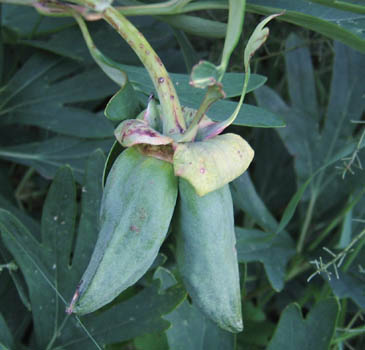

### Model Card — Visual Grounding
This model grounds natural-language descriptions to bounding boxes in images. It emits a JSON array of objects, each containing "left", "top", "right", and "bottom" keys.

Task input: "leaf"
[
  {"left": 0, "top": 4, "right": 3, "bottom": 84},
  {"left": 328, "top": 269, "right": 365, "bottom": 308},
  {"left": 2, "top": 4, "right": 74, "bottom": 38},
  {"left": 0, "top": 193, "right": 40, "bottom": 237},
  {"left": 0, "top": 313, "right": 14, "bottom": 350},
  {"left": 235, "top": 227, "right": 295, "bottom": 291},
  {"left": 275, "top": 138, "right": 364, "bottom": 233},
  {"left": 244, "top": 13, "right": 281, "bottom": 70},
  {"left": 202, "top": 13, "right": 281, "bottom": 136},
  {"left": 0, "top": 136, "right": 113, "bottom": 183},
  {"left": 246, "top": 0, "right": 365, "bottom": 53},
  {"left": 208, "top": 101, "right": 285, "bottom": 128},
  {"left": 155, "top": 267, "right": 235, "bottom": 350},
  {"left": 72, "top": 11, "right": 139, "bottom": 123},
  {"left": 104, "top": 85, "right": 140, "bottom": 122},
  {"left": 171, "top": 28, "right": 198, "bottom": 73},
  {"left": 255, "top": 38, "right": 365, "bottom": 218},
  {"left": 285, "top": 33, "right": 319, "bottom": 118},
  {"left": 1, "top": 53, "right": 115, "bottom": 138},
  {"left": 173, "top": 133, "right": 254, "bottom": 196},
  {"left": 74, "top": 11, "right": 128, "bottom": 86},
  {"left": 219, "top": 0, "right": 246, "bottom": 74},
  {"left": 157, "top": 14, "right": 227, "bottom": 39},
  {"left": 102, "top": 140, "right": 124, "bottom": 187},
  {"left": 231, "top": 172, "right": 279, "bottom": 232},
  {"left": 190, "top": 61, "right": 220, "bottom": 89},
  {"left": 267, "top": 298, "right": 339, "bottom": 350},
  {"left": 103, "top": 62, "right": 282, "bottom": 128},
  {"left": 134, "top": 332, "right": 169, "bottom": 350},
  {"left": 0, "top": 151, "right": 185, "bottom": 349}
]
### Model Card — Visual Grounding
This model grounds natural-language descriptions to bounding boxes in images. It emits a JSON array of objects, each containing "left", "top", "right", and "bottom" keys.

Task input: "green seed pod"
[
  {"left": 176, "top": 179, "right": 243, "bottom": 333},
  {"left": 70, "top": 147, "right": 177, "bottom": 314}
]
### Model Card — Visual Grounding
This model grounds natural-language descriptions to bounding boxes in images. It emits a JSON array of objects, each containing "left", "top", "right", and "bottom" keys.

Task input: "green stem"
[
  {"left": 102, "top": 6, "right": 186, "bottom": 135},
  {"left": 297, "top": 191, "right": 317, "bottom": 253}
]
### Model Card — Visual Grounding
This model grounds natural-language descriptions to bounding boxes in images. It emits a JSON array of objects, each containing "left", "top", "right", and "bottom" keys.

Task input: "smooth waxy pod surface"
[
  {"left": 72, "top": 147, "right": 177, "bottom": 314},
  {"left": 176, "top": 179, "right": 243, "bottom": 333}
]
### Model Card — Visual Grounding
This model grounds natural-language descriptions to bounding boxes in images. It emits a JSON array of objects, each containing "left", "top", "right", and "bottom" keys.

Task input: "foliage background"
[{"left": 0, "top": 1, "right": 365, "bottom": 349}]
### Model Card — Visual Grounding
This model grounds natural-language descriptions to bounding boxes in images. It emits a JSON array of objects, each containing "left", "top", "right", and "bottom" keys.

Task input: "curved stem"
[{"left": 102, "top": 6, "right": 186, "bottom": 135}]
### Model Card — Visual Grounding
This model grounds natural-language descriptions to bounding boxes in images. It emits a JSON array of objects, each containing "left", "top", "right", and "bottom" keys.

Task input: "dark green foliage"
[{"left": 1, "top": 1, "right": 365, "bottom": 349}]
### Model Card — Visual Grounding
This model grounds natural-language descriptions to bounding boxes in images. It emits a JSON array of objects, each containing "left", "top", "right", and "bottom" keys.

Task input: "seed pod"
[
  {"left": 176, "top": 179, "right": 243, "bottom": 333},
  {"left": 71, "top": 147, "right": 177, "bottom": 314}
]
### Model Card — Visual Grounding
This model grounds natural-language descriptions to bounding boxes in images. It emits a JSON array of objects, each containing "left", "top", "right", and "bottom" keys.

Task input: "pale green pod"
[
  {"left": 72, "top": 147, "right": 177, "bottom": 314},
  {"left": 176, "top": 179, "right": 243, "bottom": 333}
]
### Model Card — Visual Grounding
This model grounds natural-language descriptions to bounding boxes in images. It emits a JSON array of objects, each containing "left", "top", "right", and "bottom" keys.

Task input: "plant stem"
[
  {"left": 297, "top": 191, "right": 317, "bottom": 253},
  {"left": 102, "top": 6, "right": 186, "bottom": 136}
]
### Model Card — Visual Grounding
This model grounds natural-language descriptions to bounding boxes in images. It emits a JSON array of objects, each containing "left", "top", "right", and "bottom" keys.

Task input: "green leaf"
[
  {"left": 267, "top": 298, "right": 339, "bottom": 350},
  {"left": 275, "top": 138, "right": 364, "bottom": 233},
  {"left": 285, "top": 34, "right": 319, "bottom": 118},
  {"left": 0, "top": 193, "right": 40, "bottom": 237},
  {"left": 219, "top": 0, "right": 246, "bottom": 75},
  {"left": 104, "top": 85, "right": 140, "bottom": 122},
  {"left": 71, "top": 9, "right": 142, "bottom": 124},
  {"left": 190, "top": 61, "right": 220, "bottom": 89},
  {"left": 244, "top": 13, "right": 281, "bottom": 70},
  {"left": 0, "top": 4, "right": 3, "bottom": 84},
  {"left": 255, "top": 39, "right": 365, "bottom": 219},
  {"left": 0, "top": 136, "right": 113, "bottom": 183},
  {"left": 157, "top": 14, "right": 227, "bottom": 39},
  {"left": 246, "top": 0, "right": 365, "bottom": 53},
  {"left": 0, "top": 313, "right": 14, "bottom": 350},
  {"left": 166, "top": 299, "right": 235, "bottom": 350},
  {"left": 328, "top": 269, "right": 365, "bottom": 308},
  {"left": 235, "top": 227, "right": 295, "bottom": 291},
  {"left": 134, "top": 332, "right": 169, "bottom": 350},
  {"left": 231, "top": 172, "right": 279, "bottom": 232},
  {"left": 102, "top": 62, "right": 281, "bottom": 128},
  {"left": 102, "top": 140, "right": 124, "bottom": 187},
  {"left": 209, "top": 101, "right": 285, "bottom": 128},
  {"left": 173, "top": 133, "right": 254, "bottom": 196},
  {"left": 2, "top": 4, "right": 74, "bottom": 38},
  {"left": 155, "top": 267, "right": 235, "bottom": 350},
  {"left": 204, "top": 13, "right": 280, "bottom": 136},
  {"left": 1, "top": 53, "right": 116, "bottom": 138},
  {"left": 73, "top": 11, "right": 129, "bottom": 86},
  {"left": 0, "top": 151, "right": 185, "bottom": 349},
  {"left": 171, "top": 28, "right": 198, "bottom": 73}
]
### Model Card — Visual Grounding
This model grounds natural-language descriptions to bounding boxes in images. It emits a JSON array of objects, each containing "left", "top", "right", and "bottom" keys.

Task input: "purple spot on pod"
[
  {"left": 200, "top": 168, "right": 206, "bottom": 174},
  {"left": 158, "top": 77, "right": 164, "bottom": 83},
  {"left": 130, "top": 225, "right": 140, "bottom": 233}
]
